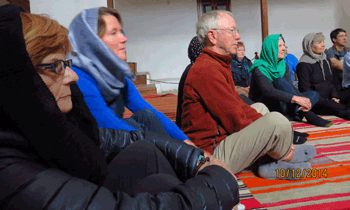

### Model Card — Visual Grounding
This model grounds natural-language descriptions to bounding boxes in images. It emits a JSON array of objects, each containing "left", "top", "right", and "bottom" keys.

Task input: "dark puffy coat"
[
  {"left": 0, "top": 129, "right": 239, "bottom": 210},
  {"left": 99, "top": 128, "right": 204, "bottom": 180}
]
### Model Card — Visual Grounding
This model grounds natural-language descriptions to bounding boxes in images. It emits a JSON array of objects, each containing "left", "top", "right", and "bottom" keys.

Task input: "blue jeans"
[{"left": 272, "top": 77, "right": 319, "bottom": 121}]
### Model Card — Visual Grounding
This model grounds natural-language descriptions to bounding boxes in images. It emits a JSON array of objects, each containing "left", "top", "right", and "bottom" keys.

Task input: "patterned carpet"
[
  {"left": 124, "top": 94, "right": 350, "bottom": 210},
  {"left": 238, "top": 116, "right": 350, "bottom": 210}
]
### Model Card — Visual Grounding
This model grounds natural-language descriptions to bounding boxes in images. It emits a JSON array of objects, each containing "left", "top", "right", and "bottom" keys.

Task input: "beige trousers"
[{"left": 212, "top": 103, "right": 293, "bottom": 174}]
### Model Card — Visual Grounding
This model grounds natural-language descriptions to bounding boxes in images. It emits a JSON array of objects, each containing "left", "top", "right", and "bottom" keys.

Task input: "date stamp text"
[{"left": 276, "top": 168, "right": 328, "bottom": 179}]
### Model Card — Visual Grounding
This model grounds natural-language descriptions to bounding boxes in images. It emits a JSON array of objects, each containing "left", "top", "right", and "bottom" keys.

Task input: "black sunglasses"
[{"left": 36, "top": 59, "right": 72, "bottom": 75}]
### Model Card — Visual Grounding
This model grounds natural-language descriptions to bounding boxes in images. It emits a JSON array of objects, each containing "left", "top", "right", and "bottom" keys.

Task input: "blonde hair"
[{"left": 20, "top": 12, "right": 71, "bottom": 67}]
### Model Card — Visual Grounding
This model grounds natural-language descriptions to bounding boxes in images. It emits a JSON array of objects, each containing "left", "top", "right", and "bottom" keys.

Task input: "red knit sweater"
[{"left": 181, "top": 48, "right": 263, "bottom": 154}]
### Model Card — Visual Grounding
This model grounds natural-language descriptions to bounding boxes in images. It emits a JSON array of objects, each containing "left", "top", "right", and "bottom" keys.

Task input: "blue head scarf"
[{"left": 68, "top": 7, "right": 135, "bottom": 103}]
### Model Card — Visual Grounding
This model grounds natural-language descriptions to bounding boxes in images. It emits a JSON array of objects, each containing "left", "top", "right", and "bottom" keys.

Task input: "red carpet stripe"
[
  {"left": 316, "top": 145, "right": 350, "bottom": 153},
  {"left": 314, "top": 141, "right": 350, "bottom": 147},
  {"left": 264, "top": 192, "right": 350, "bottom": 208},
  {"left": 284, "top": 199, "right": 350, "bottom": 210}
]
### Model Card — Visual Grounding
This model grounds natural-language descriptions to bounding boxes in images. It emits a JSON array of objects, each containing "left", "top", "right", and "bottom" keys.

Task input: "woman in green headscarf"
[{"left": 249, "top": 34, "right": 332, "bottom": 127}]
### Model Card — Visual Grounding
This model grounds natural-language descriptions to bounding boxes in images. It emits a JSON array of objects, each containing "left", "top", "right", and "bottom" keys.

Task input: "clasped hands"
[{"left": 291, "top": 95, "right": 312, "bottom": 112}]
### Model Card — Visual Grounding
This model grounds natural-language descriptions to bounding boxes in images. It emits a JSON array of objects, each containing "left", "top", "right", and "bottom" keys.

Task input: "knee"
[
  {"left": 312, "top": 91, "right": 319, "bottom": 103},
  {"left": 253, "top": 102, "right": 266, "bottom": 108},
  {"left": 252, "top": 102, "right": 269, "bottom": 115},
  {"left": 137, "top": 109, "right": 154, "bottom": 116},
  {"left": 132, "top": 109, "right": 157, "bottom": 119},
  {"left": 265, "top": 112, "right": 292, "bottom": 129},
  {"left": 304, "top": 91, "right": 319, "bottom": 104},
  {"left": 253, "top": 102, "right": 268, "bottom": 110},
  {"left": 127, "top": 140, "right": 155, "bottom": 151}
]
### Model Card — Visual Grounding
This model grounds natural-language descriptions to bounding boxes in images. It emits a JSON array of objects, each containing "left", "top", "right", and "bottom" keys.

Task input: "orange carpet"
[{"left": 124, "top": 94, "right": 350, "bottom": 210}]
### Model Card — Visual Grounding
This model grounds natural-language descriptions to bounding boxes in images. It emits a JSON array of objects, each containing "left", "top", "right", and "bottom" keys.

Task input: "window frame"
[{"left": 197, "top": 0, "right": 231, "bottom": 19}]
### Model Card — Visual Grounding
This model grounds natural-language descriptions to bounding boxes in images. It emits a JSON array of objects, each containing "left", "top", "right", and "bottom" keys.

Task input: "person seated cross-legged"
[
  {"left": 181, "top": 10, "right": 316, "bottom": 180},
  {"left": 249, "top": 34, "right": 333, "bottom": 128},
  {"left": 297, "top": 32, "right": 350, "bottom": 121},
  {"left": 68, "top": 7, "right": 196, "bottom": 148}
]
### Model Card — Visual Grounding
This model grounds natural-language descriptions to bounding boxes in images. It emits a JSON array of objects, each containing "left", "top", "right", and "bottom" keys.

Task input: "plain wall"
[
  {"left": 30, "top": 0, "right": 107, "bottom": 28},
  {"left": 232, "top": 0, "right": 337, "bottom": 61},
  {"left": 115, "top": 0, "right": 348, "bottom": 84},
  {"left": 114, "top": 0, "right": 197, "bottom": 81},
  {"left": 335, "top": 0, "right": 350, "bottom": 48},
  {"left": 28, "top": 0, "right": 350, "bottom": 90}
]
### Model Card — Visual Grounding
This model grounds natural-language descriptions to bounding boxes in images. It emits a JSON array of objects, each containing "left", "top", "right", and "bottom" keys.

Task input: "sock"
[
  {"left": 293, "top": 135, "right": 307, "bottom": 144},
  {"left": 288, "top": 145, "right": 316, "bottom": 163},
  {"left": 258, "top": 161, "right": 311, "bottom": 180},
  {"left": 294, "top": 130, "right": 309, "bottom": 137},
  {"left": 304, "top": 111, "right": 333, "bottom": 127}
]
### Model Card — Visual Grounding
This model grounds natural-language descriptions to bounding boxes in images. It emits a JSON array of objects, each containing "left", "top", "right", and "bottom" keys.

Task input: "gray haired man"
[{"left": 181, "top": 10, "right": 316, "bottom": 180}]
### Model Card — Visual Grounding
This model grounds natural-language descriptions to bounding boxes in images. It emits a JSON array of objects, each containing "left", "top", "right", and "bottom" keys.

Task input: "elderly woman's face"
[
  {"left": 101, "top": 15, "right": 128, "bottom": 61},
  {"left": 37, "top": 51, "right": 79, "bottom": 113},
  {"left": 237, "top": 46, "right": 245, "bottom": 60},
  {"left": 311, "top": 40, "right": 326, "bottom": 55},
  {"left": 278, "top": 38, "right": 286, "bottom": 60}
]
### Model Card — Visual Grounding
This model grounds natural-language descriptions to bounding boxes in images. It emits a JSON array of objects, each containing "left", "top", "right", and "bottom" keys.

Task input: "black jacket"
[
  {"left": 99, "top": 127, "right": 204, "bottom": 181},
  {"left": 0, "top": 129, "right": 239, "bottom": 210},
  {"left": 249, "top": 65, "right": 301, "bottom": 111},
  {"left": 0, "top": 4, "right": 239, "bottom": 209},
  {"left": 296, "top": 60, "right": 339, "bottom": 100}
]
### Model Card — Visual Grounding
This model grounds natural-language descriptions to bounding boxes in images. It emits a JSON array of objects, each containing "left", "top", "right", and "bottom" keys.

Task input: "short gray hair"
[
  {"left": 196, "top": 10, "right": 234, "bottom": 47},
  {"left": 311, "top": 32, "right": 325, "bottom": 48}
]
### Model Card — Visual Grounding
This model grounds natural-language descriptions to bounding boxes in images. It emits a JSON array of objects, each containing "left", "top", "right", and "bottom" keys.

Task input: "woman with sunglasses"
[{"left": 0, "top": 4, "right": 239, "bottom": 210}]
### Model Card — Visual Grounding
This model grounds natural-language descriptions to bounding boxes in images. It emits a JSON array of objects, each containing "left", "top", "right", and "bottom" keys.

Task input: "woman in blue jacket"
[{"left": 69, "top": 7, "right": 196, "bottom": 147}]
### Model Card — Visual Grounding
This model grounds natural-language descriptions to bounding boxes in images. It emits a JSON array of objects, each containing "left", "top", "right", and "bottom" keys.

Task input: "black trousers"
[
  {"left": 312, "top": 97, "right": 350, "bottom": 120},
  {"left": 103, "top": 141, "right": 181, "bottom": 196},
  {"left": 338, "top": 88, "right": 350, "bottom": 106}
]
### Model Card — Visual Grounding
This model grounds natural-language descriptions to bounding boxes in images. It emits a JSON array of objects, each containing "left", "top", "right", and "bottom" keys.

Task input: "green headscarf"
[{"left": 249, "top": 34, "right": 286, "bottom": 82}]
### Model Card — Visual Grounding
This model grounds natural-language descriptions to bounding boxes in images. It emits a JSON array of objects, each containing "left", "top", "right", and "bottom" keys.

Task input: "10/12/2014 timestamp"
[{"left": 276, "top": 168, "right": 328, "bottom": 179}]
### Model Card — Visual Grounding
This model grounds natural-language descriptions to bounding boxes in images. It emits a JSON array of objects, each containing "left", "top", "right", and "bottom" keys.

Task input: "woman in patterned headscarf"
[{"left": 188, "top": 36, "right": 203, "bottom": 64}]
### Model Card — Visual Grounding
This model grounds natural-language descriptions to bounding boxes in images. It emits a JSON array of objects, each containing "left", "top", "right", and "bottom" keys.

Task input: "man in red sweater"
[{"left": 181, "top": 10, "right": 314, "bottom": 179}]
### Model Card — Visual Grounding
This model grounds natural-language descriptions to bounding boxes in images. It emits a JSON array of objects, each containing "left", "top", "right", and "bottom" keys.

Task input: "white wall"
[
  {"left": 115, "top": 0, "right": 350, "bottom": 86},
  {"left": 232, "top": 0, "right": 337, "bottom": 61},
  {"left": 114, "top": 0, "right": 197, "bottom": 82},
  {"left": 30, "top": 0, "right": 107, "bottom": 28},
  {"left": 335, "top": 0, "right": 350, "bottom": 48},
  {"left": 28, "top": 0, "right": 350, "bottom": 91}
]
